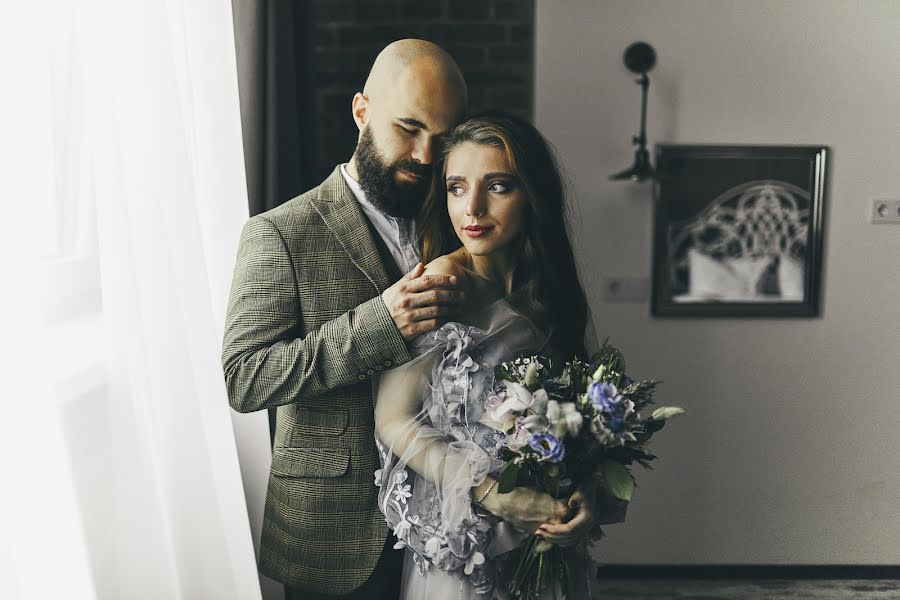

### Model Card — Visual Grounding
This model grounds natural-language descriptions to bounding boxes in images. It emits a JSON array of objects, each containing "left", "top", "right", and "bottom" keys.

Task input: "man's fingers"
[
  {"left": 406, "top": 273, "right": 459, "bottom": 293},
  {"left": 387, "top": 266, "right": 467, "bottom": 341},
  {"left": 407, "top": 291, "right": 465, "bottom": 310},
  {"left": 408, "top": 305, "right": 457, "bottom": 322},
  {"left": 404, "top": 262, "right": 425, "bottom": 280}
]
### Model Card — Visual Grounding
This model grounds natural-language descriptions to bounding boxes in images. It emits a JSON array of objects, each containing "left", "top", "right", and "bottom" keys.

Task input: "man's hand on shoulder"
[{"left": 382, "top": 261, "right": 465, "bottom": 342}]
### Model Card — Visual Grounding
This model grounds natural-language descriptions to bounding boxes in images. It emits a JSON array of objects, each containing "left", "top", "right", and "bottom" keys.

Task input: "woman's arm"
[
  {"left": 375, "top": 345, "right": 568, "bottom": 533},
  {"left": 374, "top": 351, "right": 449, "bottom": 480},
  {"left": 471, "top": 476, "right": 568, "bottom": 534},
  {"left": 375, "top": 255, "right": 570, "bottom": 533}
]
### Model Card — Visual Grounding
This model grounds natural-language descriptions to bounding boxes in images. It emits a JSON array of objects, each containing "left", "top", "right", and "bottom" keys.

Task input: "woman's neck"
[{"left": 465, "top": 248, "right": 516, "bottom": 296}]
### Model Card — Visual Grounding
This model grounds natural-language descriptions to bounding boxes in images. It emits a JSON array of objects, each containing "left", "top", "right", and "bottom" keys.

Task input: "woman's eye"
[
  {"left": 447, "top": 184, "right": 465, "bottom": 196},
  {"left": 488, "top": 181, "right": 511, "bottom": 193}
]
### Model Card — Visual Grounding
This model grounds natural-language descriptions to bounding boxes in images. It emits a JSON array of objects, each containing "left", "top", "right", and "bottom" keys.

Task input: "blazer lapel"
[{"left": 311, "top": 167, "right": 394, "bottom": 293}]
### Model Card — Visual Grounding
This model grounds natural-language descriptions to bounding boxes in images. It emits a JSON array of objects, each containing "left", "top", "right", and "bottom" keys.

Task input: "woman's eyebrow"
[{"left": 446, "top": 172, "right": 515, "bottom": 182}]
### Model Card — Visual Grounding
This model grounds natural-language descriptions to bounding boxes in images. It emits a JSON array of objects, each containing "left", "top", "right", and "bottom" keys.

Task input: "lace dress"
[{"left": 373, "top": 301, "right": 594, "bottom": 599}]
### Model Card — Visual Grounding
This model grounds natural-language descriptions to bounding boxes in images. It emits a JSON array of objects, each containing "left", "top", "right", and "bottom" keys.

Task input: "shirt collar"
[
  {"left": 339, "top": 163, "right": 422, "bottom": 273},
  {"left": 340, "top": 163, "right": 399, "bottom": 224}
]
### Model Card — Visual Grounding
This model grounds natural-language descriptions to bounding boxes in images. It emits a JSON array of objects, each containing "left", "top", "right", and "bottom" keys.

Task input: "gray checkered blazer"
[{"left": 222, "top": 166, "right": 412, "bottom": 594}]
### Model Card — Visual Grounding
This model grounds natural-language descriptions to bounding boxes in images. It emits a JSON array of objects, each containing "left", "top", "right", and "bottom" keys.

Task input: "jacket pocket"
[
  {"left": 294, "top": 406, "right": 348, "bottom": 436},
  {"left": 271, "top": 447, "right": 350, "bottom": 478}
]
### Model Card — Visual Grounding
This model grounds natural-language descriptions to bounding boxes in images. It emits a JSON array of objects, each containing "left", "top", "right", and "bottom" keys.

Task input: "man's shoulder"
[
  {"left": 254, "top": 185, "right": 322, "bottom": 226},
  {"left": 251, "top": 166, "right": 345, "bottom": 228}
]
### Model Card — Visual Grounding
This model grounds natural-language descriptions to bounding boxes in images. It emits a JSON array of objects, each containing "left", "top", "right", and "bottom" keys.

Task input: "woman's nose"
[{"left": 466, "top": 191, "right": 486, "bottom": 217}]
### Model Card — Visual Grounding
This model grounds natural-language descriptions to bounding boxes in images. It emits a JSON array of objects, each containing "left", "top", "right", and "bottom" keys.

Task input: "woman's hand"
[
  {"left": 536, "top": 485, "right": 596, "bottom": 547},
  {"left": 473, "top": 478, "right": 568, "bottom": 533}
]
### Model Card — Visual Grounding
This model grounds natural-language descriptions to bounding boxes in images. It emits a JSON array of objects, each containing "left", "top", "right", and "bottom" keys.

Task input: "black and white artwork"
[{"left": 651, "top": 145, "right": 828, "bottom": 317}]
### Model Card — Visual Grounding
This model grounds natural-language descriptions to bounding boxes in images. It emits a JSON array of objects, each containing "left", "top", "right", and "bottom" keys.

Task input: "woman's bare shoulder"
[{"left": 422, "top": 251, "right": 468, "bottom": 279}]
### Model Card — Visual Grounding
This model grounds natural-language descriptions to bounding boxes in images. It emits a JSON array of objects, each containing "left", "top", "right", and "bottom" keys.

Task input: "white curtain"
[{"left": 0, "top": 1, "right": 271, "bottom": 598}]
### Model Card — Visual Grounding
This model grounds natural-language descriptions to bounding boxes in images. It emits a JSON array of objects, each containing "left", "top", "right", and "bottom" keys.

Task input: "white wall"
[{"left": 536, "top": 0, "right": 900, "bottom": 564}]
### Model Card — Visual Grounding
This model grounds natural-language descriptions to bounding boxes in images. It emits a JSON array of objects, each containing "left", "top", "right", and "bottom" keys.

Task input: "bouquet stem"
[{"left": 509, "top": 536, "right": 570, "bottom": 599}]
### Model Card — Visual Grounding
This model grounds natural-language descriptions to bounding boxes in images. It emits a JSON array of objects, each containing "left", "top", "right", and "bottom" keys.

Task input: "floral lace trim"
[{"left": 376, "top": 322, "right": 500, "bottom": 594}]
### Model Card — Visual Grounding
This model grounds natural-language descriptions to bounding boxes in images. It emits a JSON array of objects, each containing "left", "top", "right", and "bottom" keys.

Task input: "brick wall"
[{"left": 311, "top": 0, "right": 535, "bottom": 182}]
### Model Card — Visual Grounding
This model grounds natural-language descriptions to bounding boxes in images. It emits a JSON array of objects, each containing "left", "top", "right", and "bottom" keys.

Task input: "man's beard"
[{"left": 354, "top": 126, "right": 431, "bottom": 219}]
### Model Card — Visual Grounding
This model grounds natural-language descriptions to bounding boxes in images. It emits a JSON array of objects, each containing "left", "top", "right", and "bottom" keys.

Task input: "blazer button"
[
  {"left": 375, "top": 365, "right": 383, "bottom": 371},
  {"left": 384, "top": 360, "right": 392, "bottom": 366},
  {"left": 367, "top": 369, "right": 375, "bottom": 375},
  {"left": 358, "top": 374, "right": 366, "bottom": 381}
]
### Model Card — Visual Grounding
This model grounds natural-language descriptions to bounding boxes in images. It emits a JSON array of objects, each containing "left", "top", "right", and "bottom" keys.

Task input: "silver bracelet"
[{"left": 476, "top": 479, "right": 498, "bottom": 504}]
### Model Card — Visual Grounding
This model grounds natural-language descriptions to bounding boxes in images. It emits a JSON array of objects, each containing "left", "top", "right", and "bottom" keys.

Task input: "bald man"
[{"left": 222, "top": 40, "right": 468, "bottom": 599}]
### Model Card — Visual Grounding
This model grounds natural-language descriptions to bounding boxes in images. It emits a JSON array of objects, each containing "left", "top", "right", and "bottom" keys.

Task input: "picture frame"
[{"left": 651, "top": 144, "right": 828, "bottom": 317}]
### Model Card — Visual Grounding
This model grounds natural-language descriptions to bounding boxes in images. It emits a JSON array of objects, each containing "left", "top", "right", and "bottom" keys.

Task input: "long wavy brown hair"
[{"left": 420, "top": 112, "right": 590, "bottom": 360}]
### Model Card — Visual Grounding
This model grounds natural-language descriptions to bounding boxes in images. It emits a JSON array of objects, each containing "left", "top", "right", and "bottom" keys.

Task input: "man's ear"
[{"left": 351, "top": 92, "right": 368, "bottom": 133}]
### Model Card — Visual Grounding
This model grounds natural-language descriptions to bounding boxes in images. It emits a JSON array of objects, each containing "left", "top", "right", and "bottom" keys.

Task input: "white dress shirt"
[{"left": 340, "top": 164, "right": 421, "bottom": 274}]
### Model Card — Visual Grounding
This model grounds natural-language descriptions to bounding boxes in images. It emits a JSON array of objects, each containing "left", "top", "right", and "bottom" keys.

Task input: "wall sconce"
[{"left": 609, "top": 41, "right": 658, "bottom": 182}]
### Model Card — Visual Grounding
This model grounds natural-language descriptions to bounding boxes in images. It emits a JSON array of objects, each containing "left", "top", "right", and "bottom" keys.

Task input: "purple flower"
[
  {"left": 588, "top": 381, "right": 620, "bottom": 412},
  {"left": 528, "top": 432, "right": 565, "bottom": 463},
  {"left": 587, "top": 381, "right": 639, "bottom": 446},
  {"left": 589, "top": 395, "right": 638, "bottom": 446}
]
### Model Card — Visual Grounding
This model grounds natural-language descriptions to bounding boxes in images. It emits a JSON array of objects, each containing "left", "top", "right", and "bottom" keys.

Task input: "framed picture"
[{"left": 651, "top": 145, "right": 828, "bottom": 317}]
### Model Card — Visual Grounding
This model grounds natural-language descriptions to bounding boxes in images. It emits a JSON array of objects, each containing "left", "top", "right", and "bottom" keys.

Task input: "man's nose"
[{"left": 411, "top": 137, "right": 433, "bottom": 165}]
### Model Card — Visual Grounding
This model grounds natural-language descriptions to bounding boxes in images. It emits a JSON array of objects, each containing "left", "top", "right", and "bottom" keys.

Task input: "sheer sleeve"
[{"left": 373, "top": 301, "right": 547, "bottom": 581}]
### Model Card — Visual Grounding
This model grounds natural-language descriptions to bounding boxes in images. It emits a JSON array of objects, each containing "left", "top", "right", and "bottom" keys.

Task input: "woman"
[{"left": 374, "top": 113, "right": 621, "bottom": 599}]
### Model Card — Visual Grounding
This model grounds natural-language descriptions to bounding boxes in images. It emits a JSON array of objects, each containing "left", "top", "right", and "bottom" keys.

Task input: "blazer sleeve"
[{"left": 222, "top": 215, "right": 411, "bottom": 413}]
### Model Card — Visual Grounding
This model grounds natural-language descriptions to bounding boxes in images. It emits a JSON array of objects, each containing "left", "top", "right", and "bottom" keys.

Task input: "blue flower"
[
  {"left": 587, "top": 381, "right": 639, "bottom": 446},
  {"left": 528, "top": 432, "right": 565, "bottom": 463},
  {"left": 607, "top": 415, "right": 625, "bottom": 433},
  {"left": 588, "top": 381, "right": 620, "bottom": 412},
  {"left": 589, "top": 392, "right": 638, "bottom": 446}
]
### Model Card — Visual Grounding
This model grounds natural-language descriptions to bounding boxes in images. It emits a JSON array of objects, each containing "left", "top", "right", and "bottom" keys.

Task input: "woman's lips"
[{"left": 464, "top": 225, "right": 492, "bottom": 238}]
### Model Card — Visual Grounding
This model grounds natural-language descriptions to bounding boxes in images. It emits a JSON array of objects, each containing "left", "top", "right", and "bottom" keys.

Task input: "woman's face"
[{"left": 444, "top": 142, "right": 527, "bottom": 259}]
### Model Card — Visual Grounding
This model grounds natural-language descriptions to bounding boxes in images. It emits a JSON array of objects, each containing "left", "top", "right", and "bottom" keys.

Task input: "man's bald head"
[
  {"left": 347, "top": 39, "right": 468, "bottom": 219},
  {"left": 362, "top": 39, "right": 467, "bottom": 108}
]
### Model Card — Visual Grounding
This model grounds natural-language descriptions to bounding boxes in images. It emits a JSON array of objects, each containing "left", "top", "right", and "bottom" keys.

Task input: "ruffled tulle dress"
[{"left": 373, "top": 300, "right": 595, "bottom": 599}]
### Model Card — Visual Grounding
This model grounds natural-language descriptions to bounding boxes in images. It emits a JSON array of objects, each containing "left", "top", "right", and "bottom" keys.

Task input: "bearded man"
[{"left": 222, "top": 40, "right": 467, "bottom": 599}]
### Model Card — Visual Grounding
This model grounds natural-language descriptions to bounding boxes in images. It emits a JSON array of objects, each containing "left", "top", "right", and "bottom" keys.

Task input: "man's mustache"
[{"left": 394, "top": 160, "right": 431, "bottom": 179}]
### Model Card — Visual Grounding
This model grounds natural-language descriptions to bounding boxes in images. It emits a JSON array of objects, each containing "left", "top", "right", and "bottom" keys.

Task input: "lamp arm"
[
  {"left": 634, "top": 72, "right": 650, "bottom": 149},
  {"left": 609, "top": 41, "right": 656, "bottom": 182}
]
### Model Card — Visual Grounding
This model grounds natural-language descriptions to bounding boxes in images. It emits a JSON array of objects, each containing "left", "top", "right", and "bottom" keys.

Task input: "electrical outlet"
[
  {"left": 870, "top": 198, "right": 900, "bottom": 224},
  {"left": 601, "top": 275, "right": 650, "bottom": 302}
]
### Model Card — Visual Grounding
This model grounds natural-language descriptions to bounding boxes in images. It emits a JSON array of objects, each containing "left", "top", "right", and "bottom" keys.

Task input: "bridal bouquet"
[{"left": 481, "top": 341, "right": 684, "bottom": 599}]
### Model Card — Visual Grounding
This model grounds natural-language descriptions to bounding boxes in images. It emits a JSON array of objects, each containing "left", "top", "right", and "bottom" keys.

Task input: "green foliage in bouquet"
[
  {"left": 486, "top": 339, "right": 684, "bottom": 599},
  {"left": 489, "top": 339, "right": 684, "bottom": 502}
]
